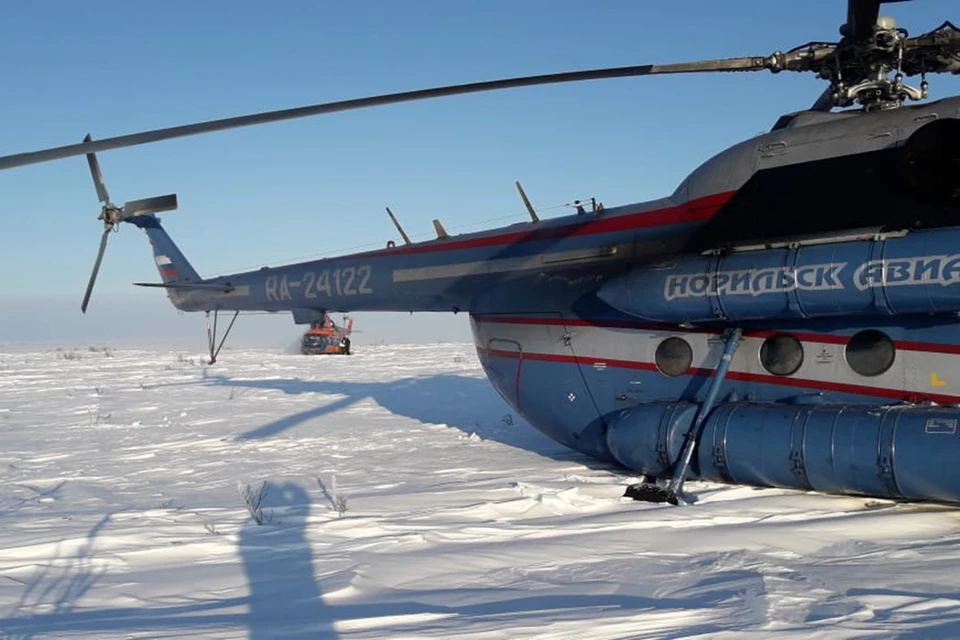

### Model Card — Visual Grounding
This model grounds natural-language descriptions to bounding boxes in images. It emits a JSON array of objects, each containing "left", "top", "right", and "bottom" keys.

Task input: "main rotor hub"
[
  {"left": 873, "top": 16, "right": 900, "bottom": 50},
  {"left": 825, "top": 15, "right": 927, "bottom": 110}
]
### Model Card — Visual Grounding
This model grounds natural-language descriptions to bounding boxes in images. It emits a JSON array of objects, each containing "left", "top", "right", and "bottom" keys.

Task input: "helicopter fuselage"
[{"left": 133, "top": 96, "right": 960, "bottom": 504}]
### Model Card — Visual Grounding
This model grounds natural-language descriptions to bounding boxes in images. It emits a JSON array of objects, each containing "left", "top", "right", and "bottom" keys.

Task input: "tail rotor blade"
[
  {"left": 83, "top": 134, "right": 110, "bottom": 204},
  {"left": 122, "top": 194, "right": 178, "bottom": 217},
  {"left": 81, "top": 227, "right": 111, "bottom": 313}
]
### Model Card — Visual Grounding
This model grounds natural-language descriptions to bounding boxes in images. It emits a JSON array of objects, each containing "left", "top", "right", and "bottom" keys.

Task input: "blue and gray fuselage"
[{"left": 128, "top": 97, "right": 960, "bottom": 504}]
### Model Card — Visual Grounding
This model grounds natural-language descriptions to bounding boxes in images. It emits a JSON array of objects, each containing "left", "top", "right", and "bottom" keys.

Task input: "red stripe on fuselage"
[
  {"left": 355, "top": 191, "right": 733, "bottom": 259},
  {"left": 475, "top": 347, "right": 960, "bottom": 404},
  {"left": 472, "top": 315, "right": 960, "bottom": 355}
]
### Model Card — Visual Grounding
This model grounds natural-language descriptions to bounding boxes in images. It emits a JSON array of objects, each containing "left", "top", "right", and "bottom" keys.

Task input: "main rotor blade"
[
  {"left": 0, "top": 56, "right": 775, "bottom": 171},
  {"left": 844, "top": 0, "right": 912, "bottom": 42},
  {"left": 83, "top": 133, "right": 110, "bottom": 204},
  {"left": 901, "top": 21, "right": 960, "bottom": 74},
  {"left": 81, "top": 227, "right": 111, "bottom": 314},
  {"left": 846, "top": 0, "right": 882, "bottom": 41}
]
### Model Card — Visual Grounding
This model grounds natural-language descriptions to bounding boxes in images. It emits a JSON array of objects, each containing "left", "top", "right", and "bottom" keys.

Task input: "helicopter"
[
  {"left": 1, "top": 0, "right": 959, "bottom": 507},
  {"left": 300, "top": 314, "right": 353, "bottom": 356}
]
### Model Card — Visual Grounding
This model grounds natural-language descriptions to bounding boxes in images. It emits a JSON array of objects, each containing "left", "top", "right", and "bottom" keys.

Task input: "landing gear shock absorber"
[{"left": 626, "top": 327, "right": 742, "bottom": 505}]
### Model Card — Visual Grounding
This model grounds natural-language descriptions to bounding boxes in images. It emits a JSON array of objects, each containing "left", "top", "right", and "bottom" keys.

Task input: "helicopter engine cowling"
[
  {"left": 606, "top": 401, "right": 960, "bottom": 503},
  {"left": 902, "top": 118, "right": 960, "bottom": 206},
  {"left": 598, "top": 226, "right": 960, "bottom": 323}
]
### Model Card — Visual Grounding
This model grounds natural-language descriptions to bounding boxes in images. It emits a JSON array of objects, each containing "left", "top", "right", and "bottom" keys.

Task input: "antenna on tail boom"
[
  {"left": 515, "top": 181, "right": 539, "bottom": 223},
  {"left": 385, "top": 207, "right": 412, "bottom": 245}
]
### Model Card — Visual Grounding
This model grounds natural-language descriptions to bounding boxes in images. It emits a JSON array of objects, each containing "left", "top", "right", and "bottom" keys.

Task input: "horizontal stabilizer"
[
  {"left": 134, "top": 281, "right": 234, "bottom": 292},
  {"left": 123, "top": 194, "right": 178, "bottom": 218}
]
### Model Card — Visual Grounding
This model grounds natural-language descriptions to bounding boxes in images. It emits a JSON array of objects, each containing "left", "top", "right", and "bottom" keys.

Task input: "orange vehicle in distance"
[{"left": 300, "top": 314, "right": 353, "bottom": 355}]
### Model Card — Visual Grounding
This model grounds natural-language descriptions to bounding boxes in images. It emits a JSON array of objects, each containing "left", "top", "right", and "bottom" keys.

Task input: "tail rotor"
[
  {"left": 80, "top": 225, "right": 115, "bottom": 314},
  {"left": 80, "top": 133, "right": 177, "bottom": 313}
]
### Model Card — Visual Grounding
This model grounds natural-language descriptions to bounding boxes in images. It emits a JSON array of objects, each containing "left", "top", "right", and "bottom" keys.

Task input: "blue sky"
[{"left": 1, "top": 1, "right": 958, "bottom": 343}]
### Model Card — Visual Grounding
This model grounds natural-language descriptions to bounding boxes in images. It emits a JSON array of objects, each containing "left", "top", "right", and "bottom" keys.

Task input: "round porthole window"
[
  {"left": 760, "top": 334, "right": 803, "bottom": 376},
  {"left": 655, "top": 337, "right": 693, "bottom": 377},
  {"left": 845, "top": 330, "right": 895, "bottom": 377}
]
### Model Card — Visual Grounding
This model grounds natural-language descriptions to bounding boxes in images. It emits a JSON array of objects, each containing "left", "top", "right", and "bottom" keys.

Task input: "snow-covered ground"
[{"left": 1, "top": 342, "right": 959, "bottom": 639}]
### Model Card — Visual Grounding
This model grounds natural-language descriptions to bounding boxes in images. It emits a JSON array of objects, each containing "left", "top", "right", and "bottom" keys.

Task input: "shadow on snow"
[
  {"left": 239, "top": 481, "right": 332, "bottom": 639},
  {"left": 206, "top": 372, "right": 599, "bottom": 466},
  {"left": 0, "top": 481, "right": 338, "bottom": 640},
  {"left": 0, "top": 562, "right": 809, "bottom": 638},
  {"left": 4, "top": 482, "right": 958, "bottom": 637}
]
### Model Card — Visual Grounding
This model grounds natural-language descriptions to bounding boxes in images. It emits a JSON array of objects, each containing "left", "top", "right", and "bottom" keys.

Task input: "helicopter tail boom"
[{"left": 127, "top": 214, "right": 203, "bottom": 308}]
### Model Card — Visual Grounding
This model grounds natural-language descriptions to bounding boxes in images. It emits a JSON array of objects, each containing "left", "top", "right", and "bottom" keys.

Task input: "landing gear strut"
[
  {"left": 626, "top": 327, "right": 743, "bottom": 505},
  {"left": 205, "top": 309, "right": 239, "bottom": 364}
]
